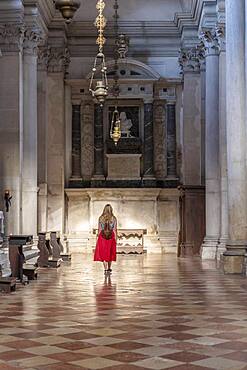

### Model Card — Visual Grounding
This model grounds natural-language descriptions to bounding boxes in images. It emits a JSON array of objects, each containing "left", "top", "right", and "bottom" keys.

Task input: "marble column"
[
  {"left": 178, "top": 47, "right": 205, "bottom": 256},
  {"left": 201, "top": 29, "right": 220, "bottom": 259},
  {"left": 223, "top": 0, "right": 247, "bottom": 273},
  {"left": 200, "top": 60, "right": 206, "bottom": 185},
  {"left": 21, "top": 26, "right": 41, "bottom": 235},
  {"left": 0, "top": 23, "right": 24, "bottom": 235},
  {"left": 46, "top": 47, "right": 70, "bottom": 232},
  {"left": 37, "top": 46, "right": 49, "bottom": 232},
  {"left": 143, "top": 102, "right": 154, "bottom": 178},
  {"left": 216, "top": 26, "right": 228, "bottom": 258},
  {"left": 179, "top": 47, "right": 202, "bottom": 185},
  {"left": 153, "top": 100, "right": 166, "bottom": 180},
  {"left": 166, "top": 102, "right": 177, "bottom": 179}
]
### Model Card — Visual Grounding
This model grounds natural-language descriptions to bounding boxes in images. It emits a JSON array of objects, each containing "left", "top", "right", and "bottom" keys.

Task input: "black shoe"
[{"left": 107, "top": 269, "right": 112, "bottom": 274}]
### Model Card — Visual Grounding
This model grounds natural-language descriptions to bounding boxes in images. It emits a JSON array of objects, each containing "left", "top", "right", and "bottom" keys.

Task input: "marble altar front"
[{"left": 65, "top": 188, "right": 179, "bottom": 254}]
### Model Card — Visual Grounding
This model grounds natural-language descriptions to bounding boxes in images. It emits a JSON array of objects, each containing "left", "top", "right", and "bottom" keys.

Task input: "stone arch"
[{"left": 86, "top": 57, "right": 160, "bottom": 80}]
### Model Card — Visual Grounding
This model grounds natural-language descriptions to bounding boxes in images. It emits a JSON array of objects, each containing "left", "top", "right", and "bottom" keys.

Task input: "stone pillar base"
[
  {"left": 221, "top": 251, "right": 247, "bottom": 275},
  {"left": 180, "top": 243, "right": 194, "bottom": 257},
  {"left": 216, "top": 237, "right": 227, "bottom": 261},
  {"left": 201, "top": 237, "right": 219, "bottom": 259}
]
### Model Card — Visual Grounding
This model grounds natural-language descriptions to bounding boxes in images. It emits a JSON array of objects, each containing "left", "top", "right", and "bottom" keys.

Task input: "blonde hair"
[{"left": 99, "top": 204, "right": 115, "bottom": 223}]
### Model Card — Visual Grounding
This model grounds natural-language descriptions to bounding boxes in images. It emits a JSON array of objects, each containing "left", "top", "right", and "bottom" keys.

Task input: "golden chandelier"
[{"left": 89, "top": 0, "right": 108, "bottom": 106}]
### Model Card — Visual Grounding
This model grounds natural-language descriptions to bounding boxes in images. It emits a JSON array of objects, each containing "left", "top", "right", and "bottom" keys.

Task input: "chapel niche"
[{"left": 68, "top": 59, "right": 180, "bottom": 188}]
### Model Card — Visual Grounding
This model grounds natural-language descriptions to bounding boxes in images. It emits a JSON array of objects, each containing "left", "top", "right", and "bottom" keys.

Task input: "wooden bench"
[
  {"left": 23, "top": 264, "right": 38, "bottom": 280},
  {"left": 48, "top": 258, "right": 61, "bottom": 268},
  {"left": 93, "top": 228, "right": 147, "bottom": 254},
  {"left": 0, "top": 277, "right": 16, "bottom": 293}
]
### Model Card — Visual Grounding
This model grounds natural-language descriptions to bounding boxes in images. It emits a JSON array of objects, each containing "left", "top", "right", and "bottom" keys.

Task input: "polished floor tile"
[{"left": 1, "top": 253, "right": 247, "bottom": 369}]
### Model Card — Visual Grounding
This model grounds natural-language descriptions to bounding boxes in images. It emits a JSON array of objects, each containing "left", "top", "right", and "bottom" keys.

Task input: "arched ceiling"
[{"left": 73, "top": 0, "right": 194, "bottom": 22}]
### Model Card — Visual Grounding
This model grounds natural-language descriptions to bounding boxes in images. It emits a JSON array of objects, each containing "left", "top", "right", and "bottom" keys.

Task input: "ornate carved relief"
[
  {"left": 38, "top": 46, "right": 50, "bottom": 71},
  {"left": 166, "top": 103, "right": 177, "bottom": 178},
  {"left": 47, "top": 47, "right": 70, "bottom": 73},
  {"left": 81, "top": 102, "right": 94, "bottom": 179},
  {"left": 0, "top": 23, "right": 42, "bottom": 54},
  {"left": 23, "top": 25, "right": 43, "bottom": 55},
  {"left": 179, "top": 44, "right": 205, "bottom": 74},
  {"left": 215, "top": 25, "right": 225, "bottom": 52},
  {"left": 200, "top": 29, "right": 220, "bottom": 56},
  {"left": 0, "top": 23, "right": 24, "bottom": 52},
  {"left": 153, "top": 101, "right": 166, "bottom": 179}
]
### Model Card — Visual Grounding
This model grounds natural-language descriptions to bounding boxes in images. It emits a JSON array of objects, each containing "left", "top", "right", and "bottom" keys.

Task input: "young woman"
[{"left": 94, "top": 204, "right": 117, "bottom": 274}]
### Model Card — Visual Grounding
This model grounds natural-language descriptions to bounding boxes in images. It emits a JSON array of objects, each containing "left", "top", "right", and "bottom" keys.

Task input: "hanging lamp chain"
[{"left": 110, "top": 0, "right": 122, "bottom": 145}]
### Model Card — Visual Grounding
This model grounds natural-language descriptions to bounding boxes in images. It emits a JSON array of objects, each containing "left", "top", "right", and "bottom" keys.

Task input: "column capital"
[
  {"left": 37, "top": 46, "right": 49, "bottom": 71},
  {"left": 179, "top": 44, "right": 205, "bottom": 74},
  {"left": 23, "top": 24, "right": 43, "bottom": 56},
  {"left": 200, "top": 29, "right": 220, "bottom": 56},
  {"left": 47, "top": 46, "right": 70, "bottom": 74},
  {"left": 0, "top": 22, "right": 24, "bottom": 52},
  {"left": 215, "top": 24, "right": 226, "bottom": 53}
]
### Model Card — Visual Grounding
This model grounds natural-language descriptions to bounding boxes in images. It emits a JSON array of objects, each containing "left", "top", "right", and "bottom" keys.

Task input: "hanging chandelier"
[
  {"left": 110, "top": 0, "right": 122, "bottom": 146},
  {"left": 54, "top": 0, "right": 80, "bottom": 23},
  {"left": 89, "top": 0, "right": 108, "bottom": 107}
]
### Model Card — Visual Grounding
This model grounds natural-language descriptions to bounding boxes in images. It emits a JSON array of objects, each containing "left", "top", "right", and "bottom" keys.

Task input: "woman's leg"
[
  {"left": 107, "top": 261, "right": 112, "bottom": 272},
  {"left": 103, "top": 261, "right": 108, "bottom": 272}
]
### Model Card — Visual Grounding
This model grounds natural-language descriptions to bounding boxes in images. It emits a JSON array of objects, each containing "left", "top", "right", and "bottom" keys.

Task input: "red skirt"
[{"left": 94, "top": 232, "right": 117, "bottom": 262}]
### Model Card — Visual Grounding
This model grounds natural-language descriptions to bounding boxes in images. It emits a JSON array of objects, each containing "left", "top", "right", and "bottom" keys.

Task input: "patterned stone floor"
[{"left": 1, "top": 253, "right": 247, "bottom": 370}]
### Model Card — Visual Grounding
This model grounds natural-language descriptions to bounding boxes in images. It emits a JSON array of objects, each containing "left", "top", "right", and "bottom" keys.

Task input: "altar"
[{"left": 65, "top": 188, "right": 180, "bottom": 254}]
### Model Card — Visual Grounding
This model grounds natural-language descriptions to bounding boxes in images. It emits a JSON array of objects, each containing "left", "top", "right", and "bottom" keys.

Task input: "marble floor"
[{"left": 1, "top": 254, "right": 247, "bottom": 370}]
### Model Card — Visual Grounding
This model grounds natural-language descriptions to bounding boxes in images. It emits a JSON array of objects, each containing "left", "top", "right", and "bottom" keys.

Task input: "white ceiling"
[{"left": 73, "top": 0, "right": 194, "bottom": 22}]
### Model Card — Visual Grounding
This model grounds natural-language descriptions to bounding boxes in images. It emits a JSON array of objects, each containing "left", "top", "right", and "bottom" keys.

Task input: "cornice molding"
[{"left": 23, "top": 0, "right": 55, "bottom": 34}]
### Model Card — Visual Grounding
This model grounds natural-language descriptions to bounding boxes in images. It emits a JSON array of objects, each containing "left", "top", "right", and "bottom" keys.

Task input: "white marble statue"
[{"left": 120, "top": 112, "right": 133, "bottom": 138}]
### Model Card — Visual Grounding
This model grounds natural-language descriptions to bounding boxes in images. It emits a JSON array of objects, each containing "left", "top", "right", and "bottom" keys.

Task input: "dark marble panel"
[
  {"left": 166, "top": 103, "right": 177, "bottom": 177},
  {"left": 153, "top": 101, "right": 166, "bottom": 179},
  {"left": 143, "top": 103, "right": 154, "bottom": 176},
  {"left": 94, "top": 105, "right": 104, "bottom": 176},
  {"left": 81, "top": 102, "right": 94, "bottom": 179},
  {"left": 68, "top": 179, "right": 180, "bottom": 189},
  {"left": 71, "top": 105, "right": 81, "bottom": 177},
  {"left": 106, "top": 138, "right": 142, "bottom": 154}
]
